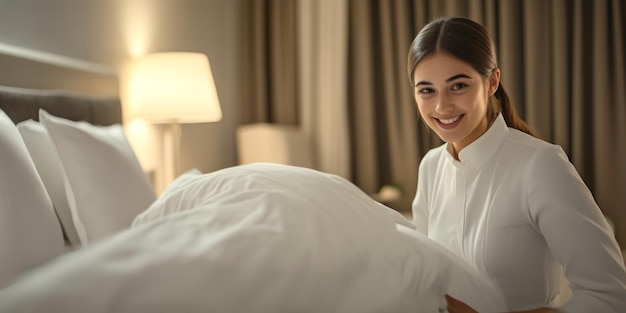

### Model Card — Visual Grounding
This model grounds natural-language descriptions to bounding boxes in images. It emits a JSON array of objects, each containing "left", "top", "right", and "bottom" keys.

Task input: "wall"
[{"left": 0, "top": 0, "right": 241, "bottom": 190}]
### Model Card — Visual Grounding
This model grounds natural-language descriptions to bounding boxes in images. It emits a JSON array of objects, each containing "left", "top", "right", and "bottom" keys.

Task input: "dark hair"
[{"left": 407, "top": 16, "right": 538, "bottom": 137}]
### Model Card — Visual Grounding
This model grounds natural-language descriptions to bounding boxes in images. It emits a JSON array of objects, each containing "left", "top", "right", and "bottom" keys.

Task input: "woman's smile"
[{"left": 434, "top": 114, "right": 464, "bottom": 129}]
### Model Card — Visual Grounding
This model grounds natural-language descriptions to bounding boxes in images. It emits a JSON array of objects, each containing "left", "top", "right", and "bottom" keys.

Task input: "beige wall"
[{"left": 0, "top": 0, "right": 241, "bottom": 189}]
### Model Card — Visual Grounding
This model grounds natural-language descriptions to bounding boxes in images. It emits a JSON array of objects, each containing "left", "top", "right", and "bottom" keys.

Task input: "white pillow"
[
  {"left": 0, "top": 110, "right": 65, "bottom": 289},
  {"left": 17, "top": 119, "right": 81, "bottom": 246},
  {"left": 39, "top": 110, "right": 156, "bottom": 245},
  {"left": 0, "top": 163, "right": 507, "bottom": 313}
]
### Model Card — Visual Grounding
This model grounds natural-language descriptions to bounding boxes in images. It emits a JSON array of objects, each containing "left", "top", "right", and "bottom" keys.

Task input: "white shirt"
[{"left": 412, "top": 114, "right": 626, "bottom": 312}]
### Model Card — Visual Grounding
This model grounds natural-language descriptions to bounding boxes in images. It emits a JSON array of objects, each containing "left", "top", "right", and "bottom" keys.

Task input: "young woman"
[{"left": 407, "top": 16, "right": 626, "bottom": 313}]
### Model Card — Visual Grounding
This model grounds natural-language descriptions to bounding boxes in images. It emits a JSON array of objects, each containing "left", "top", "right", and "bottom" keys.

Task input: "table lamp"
[{"left": 127, "top": 52, "right": 222, "bottom": 185}]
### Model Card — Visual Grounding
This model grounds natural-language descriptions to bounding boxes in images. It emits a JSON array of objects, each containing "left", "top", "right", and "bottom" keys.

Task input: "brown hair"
[{"left": 407, "top": 16, "right": 538, "bottom": 137}]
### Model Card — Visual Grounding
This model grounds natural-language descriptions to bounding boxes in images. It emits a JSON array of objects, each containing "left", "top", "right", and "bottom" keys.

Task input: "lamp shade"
[{"left": 127, "top": 52, "right": 222, "bottom": 123}]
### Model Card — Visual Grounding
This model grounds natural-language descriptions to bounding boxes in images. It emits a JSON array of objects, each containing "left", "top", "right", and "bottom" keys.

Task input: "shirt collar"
[{"left": 446, "top": 113, "right": 508, "bottom": 170}]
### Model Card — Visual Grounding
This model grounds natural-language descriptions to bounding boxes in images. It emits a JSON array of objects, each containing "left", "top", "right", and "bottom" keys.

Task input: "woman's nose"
[{"left": 435, "top": 93, "right": 453, "bottom": 113}]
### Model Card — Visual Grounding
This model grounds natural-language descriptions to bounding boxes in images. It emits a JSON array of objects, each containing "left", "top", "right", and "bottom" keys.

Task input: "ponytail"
[{"left": 493, "top": 84, "right": 539, "bottom": 138}]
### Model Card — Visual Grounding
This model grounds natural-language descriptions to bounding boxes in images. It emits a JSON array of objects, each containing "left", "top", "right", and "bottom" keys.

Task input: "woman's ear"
[{"left": 489, "top": 68, "right": 501, "bottom": 95}]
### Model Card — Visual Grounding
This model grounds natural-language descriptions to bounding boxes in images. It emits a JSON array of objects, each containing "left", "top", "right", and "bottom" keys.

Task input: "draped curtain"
[
  {"left": 239, "top": 0, "right": 299, "bottom": 125},
  {"left": 239, "top": 0, "right": 626, "bottom": 246},
  {"left": 297, "top": 0, "right": 351, "bottom": 178}
]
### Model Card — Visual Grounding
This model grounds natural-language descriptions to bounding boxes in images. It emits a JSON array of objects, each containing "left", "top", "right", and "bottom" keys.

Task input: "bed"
[{"left": 0, "top": 53, "right": 508, "bottom": 313}]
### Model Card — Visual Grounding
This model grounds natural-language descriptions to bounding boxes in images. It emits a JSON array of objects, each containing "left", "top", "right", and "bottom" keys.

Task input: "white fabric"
[
  {"left": 412, "top": 114, "right": 626, "bottom": 312},
  {"left": 0, "top": 110, "right": 65, "bottom": 288},
  {"left": 17, "top": 119, "right": 81, "bottom": 246},
  {"left": 132, "top": 168, "right": 202, "bottom": 226},
  {"left": 0, "top": 163, "right": 506, "bottom": 313},
  {"left": 39, "top": 110, "right": 156, "bottom": 245}
]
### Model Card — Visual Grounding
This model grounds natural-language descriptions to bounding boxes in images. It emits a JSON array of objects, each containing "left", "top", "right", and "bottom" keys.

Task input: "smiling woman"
[
  {"left": 412, "top": 53, "right": 499, "bottom": 159},
  {"left": 407, "top": 16, "right": 626, "bottom": 313}
]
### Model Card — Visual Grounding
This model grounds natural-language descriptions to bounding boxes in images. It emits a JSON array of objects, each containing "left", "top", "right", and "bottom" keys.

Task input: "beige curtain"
[
  {"left": 297, "top": 0, "right": 351, "bottom": 179},
  {"left": 239, "top": 0, "right": 299, "bottom": 125}
]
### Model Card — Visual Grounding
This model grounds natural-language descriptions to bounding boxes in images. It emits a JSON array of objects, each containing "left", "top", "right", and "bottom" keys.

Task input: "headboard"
[
  {"left": 0, "top": 86, "right": 122, "bottom": 126},
  {"left": 0, "top": 46, "right": 122, "bottom": 125}
]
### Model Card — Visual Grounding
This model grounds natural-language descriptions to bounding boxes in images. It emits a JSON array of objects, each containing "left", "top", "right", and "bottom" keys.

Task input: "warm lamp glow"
[
  {"left": 127, "top": 52, "right": 222, "bottom": 123},
  {"left": 126, "top": 52, "right": 222, "bottom": 190}
]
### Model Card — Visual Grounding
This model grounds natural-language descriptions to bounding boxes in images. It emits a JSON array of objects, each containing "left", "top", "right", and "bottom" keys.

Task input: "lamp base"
[{"left": 162, "top": 122, "right": 181, "bottom": 188}]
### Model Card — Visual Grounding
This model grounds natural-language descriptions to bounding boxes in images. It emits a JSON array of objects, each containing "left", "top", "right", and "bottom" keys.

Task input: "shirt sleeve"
[{"left": 526, "top": 145, "right": 626, "bottom": 312}]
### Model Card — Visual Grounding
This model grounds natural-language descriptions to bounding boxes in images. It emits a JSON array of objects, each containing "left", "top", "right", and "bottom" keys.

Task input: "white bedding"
[{"left": 0, "top": 163, "right": 506, "bottom": 313}]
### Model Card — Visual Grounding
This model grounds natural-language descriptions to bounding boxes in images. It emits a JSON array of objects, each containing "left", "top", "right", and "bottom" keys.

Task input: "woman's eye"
[
  {"left": 451, "top": 83, "right": 467, "bottom": 90},
  {"left": 418, "top": 88, "right": 434, "bottom": 95}
]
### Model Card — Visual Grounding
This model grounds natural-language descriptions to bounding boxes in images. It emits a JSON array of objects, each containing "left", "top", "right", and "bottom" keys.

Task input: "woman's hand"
[{"left": 445, "top": 294, "right": 478, "bottom": 313}]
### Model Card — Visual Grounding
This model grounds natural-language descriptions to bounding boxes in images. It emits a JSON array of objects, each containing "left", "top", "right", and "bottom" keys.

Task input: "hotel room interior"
[{"left": 0, "top": 0, "right": 624, "bottom": 312}]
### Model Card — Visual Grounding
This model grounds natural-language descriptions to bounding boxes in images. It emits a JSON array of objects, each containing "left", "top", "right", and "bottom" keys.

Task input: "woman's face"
[{"left": 412, "top": 52, "right": 499, "bottom": 156}]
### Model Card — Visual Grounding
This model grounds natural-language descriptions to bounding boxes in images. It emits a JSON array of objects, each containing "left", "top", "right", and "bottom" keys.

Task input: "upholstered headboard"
[
  {"left": 0, "top": 86, "right": 122, "bottom": 125},
  {"left": 0, "top": 47, "right": 122, "bottom": 125}
]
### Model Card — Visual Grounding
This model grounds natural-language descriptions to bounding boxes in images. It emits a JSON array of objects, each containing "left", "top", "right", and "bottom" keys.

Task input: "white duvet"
[{"left": 0, "top": 163, "right": 506, "bottom": 313}]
